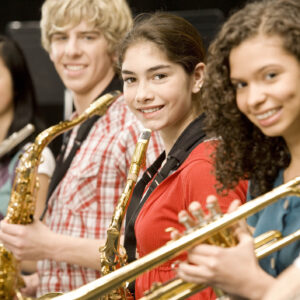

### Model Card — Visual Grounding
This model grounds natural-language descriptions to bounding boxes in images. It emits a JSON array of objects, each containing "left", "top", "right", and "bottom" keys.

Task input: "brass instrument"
[
  {"left": 99, "top": 128, "right": 151, "bottom": 299},
  {"left": 140, "top": 225, "right": 300, "bottom": 299},
  {"left": 50, "top": 176, "right": 300, "bottom": 300},
  {"left": 0, "top": 91, "right": 121, "bottom": 300},
  {"left": 140, "top": 230, "right": 300, "bottom": 300},
  {"left": 0, "top": 123, "right": 35, "bottom": 158}
]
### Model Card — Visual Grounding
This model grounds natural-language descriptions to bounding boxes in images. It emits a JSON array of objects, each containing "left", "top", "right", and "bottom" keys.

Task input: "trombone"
[{"left": 50, "top": 176, "right": 300, "bottom": 300}]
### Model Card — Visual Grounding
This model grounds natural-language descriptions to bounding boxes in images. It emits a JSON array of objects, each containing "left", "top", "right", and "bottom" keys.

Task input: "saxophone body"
[
  {"left": 0, "top": 91, "right": 121, "bottom": 300},
  {"left": 99, "top": 129, "right": 152, "bottom": 299}
]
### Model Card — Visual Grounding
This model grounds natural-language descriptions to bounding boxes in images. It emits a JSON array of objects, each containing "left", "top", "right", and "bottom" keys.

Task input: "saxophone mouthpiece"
[{"left": 139, "top": 129, "right": 151, "bottom": 141}]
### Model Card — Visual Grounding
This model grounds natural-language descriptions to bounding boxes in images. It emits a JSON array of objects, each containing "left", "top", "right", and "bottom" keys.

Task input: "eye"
[
  {"left": 83, "top": 34, "right": 98, "bottom": 40},
  {"left": 153, "top": 73, "right": 167, "bottom": 80},
  {"left": 51, "top": 33, "right": 67, "bottom": 42},
  {"left": 123, "top": 77, "right": 136, "bottom": 85},
  {"left": 232, "top": 81, "right": 247, "bottom": 90},
  {"left": 265, "top": 72, "right": 277, "bottom": 80}
]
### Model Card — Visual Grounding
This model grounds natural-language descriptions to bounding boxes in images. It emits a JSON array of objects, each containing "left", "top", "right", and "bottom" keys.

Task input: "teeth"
[
  {"left": 140, "top": 107, "right": 161, "bottom": 113},
  {"left": 66, "top": 65, "right": 84, "bottom": 71},
  {"left": 256, "top": 109, "right": 279, "bottom": 120}
]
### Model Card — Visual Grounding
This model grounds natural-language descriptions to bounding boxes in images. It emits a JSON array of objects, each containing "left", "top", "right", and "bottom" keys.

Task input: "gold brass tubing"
[
  {"left": 139, "top": 230, "right": 283, "bottom": 300},
  {"left": 254, "top": 230, "right": 282, "bottom": 249},
  {"left": 49, "top": 176, "right": 300, "bottom": 300},
  {"left": 255, "top": 229, "right": 300, "bottom": 259},
  {"left": 142, "top": 229, "right": 300, "bottom": 300}
]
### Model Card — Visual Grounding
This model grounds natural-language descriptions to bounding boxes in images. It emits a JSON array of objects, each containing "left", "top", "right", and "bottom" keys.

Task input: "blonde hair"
[{"left": 40, "top": 0, "right": 132, "bottom": 54}]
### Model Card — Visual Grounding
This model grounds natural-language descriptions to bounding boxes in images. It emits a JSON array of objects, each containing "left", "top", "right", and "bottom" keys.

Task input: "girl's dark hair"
[
  {"left": 118, "top": 12, "right": 206, "bottom": 110},
  {"left": 201, "top": 0, "right": 300, "bottom": 197},
  {"left": 0, "top": 35, "right": 45, "bottom": 162}
]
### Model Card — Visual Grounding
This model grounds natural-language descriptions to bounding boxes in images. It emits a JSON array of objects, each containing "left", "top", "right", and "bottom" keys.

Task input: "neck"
[
  {"left": 73, "top": 70, "right": 115, "bottom": 115},
  {"left": 0, "top": 108, "right": 14, "bottom": 142},
  {"left": 160, "top": 113, "right": 197, "bottom": 155},
  {"left": 159, "top": 131, "right": 177, "bottom": 155}
]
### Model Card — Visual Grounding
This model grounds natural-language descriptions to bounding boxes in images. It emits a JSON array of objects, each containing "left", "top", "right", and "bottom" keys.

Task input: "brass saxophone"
[
  {"left": 49, "top": 176, "right": 300, "bottom": 300},
  {"left": 99, "top": 128, "right": 152, "bottom": 299},
  {"left": 0, "top": 91, "right": 121, "bottom": 300}
]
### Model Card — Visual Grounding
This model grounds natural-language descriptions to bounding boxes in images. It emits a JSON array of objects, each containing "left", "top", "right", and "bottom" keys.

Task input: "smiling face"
[
  {"left": 49, "top": 20, "right": 115, "bottom": 103},
  {"left": 122, "top": 41, "right": 203, "bottom": 144},
  {"left": 230, "top": 34, "right": 300, "bottom": 142}
]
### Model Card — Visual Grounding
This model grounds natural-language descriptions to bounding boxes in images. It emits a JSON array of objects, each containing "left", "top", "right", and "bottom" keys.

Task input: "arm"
[
  {"left": 34, "top": 146, "right": 55, "bottom": 219},
  {"left": 263, "top": 256, "right": 300, "bottom": 300},
  {"left": 34, "top": 173, "right": 50, "bottom": 219},
  {"left": 0, "top": 219, "right": 105, "bottom": 270}
]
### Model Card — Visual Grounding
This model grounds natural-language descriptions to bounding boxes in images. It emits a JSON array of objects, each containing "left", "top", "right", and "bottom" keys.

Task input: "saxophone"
[
  {"left": 0, "top": 90, "right": 121, "bottom": 300},
  {"left": 99, "top": 128, "right": 152, "bottom": 299}
]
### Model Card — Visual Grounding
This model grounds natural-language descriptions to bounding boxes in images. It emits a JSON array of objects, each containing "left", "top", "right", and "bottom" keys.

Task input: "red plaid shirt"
[{"left": 37, "top": 96, "right": 163, "bottom": 295}]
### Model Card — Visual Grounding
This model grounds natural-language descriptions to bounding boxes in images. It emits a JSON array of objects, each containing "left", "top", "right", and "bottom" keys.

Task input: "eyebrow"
[
  {"left": 79, "top": 30, "right": 101, "bottom": 35},
  {"left": 51, "top": 30, "right": 100, "bottom": 36},
  {"left": 122, "top": 64, "right": 171, "bottom": 75}
]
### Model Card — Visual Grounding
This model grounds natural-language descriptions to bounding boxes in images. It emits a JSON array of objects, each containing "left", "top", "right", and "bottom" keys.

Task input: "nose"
[
  {"left": 135, "top": 80, "right": 154, "bottom": 104},
  {"left": 65, "top": 36, "right": 82, "bottom": 57},
  {"left": 246, "top": 83, "right": 267, "bottom": 108}
]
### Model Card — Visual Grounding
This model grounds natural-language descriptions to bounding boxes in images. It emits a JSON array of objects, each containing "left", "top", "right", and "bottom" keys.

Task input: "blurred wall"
[{"left": 0, "top": 0, "right": 248, "bottom": 35}]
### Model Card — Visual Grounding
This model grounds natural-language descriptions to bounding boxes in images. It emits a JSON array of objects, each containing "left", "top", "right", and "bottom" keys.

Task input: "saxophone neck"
[{"left": 6, "top": 91, "right": 121, "bottom": 225}]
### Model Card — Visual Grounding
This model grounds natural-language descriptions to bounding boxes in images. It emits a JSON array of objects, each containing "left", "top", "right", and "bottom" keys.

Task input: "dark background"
[
  {"left": 0, "top": 0, "right": 248, "bottom": 36},
  {"left": 0, "top": 0, "right": 248, "bottom": 155}
]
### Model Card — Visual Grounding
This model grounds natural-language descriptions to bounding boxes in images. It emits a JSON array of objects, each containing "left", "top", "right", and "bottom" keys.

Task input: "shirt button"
[
  {"left": 270, "top": 257, "right": 276, "bottom": 269},
  {"left": 283, "top": 199, "right": 289, "bottom": 210}
]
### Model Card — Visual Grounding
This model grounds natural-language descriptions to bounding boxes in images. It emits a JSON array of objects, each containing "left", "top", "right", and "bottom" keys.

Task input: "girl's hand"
[{"left": 176, "top": 196, "right": 274, "bottom": 300}]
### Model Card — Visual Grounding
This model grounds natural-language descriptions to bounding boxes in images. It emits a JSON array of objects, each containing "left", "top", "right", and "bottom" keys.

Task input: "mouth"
[
  {"left": 138, "top": 106, "right": 164, "bottom": 114},
  {"left": 255, "top": 108, "right": 281, "bottom": 120},
  {"left": 64, "top": 64, "right": 86, "bottom": 71}
]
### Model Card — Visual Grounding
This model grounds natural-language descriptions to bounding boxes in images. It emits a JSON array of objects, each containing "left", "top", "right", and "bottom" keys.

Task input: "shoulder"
[
  {"left": 183, "top": 139, "right": 217, "bottom": 166},
  {"left": 93, "top": 94, "right": 137, "bottom": 133},
  {"left": 105, "top": 94, "right": 132, "bottom": 118}
]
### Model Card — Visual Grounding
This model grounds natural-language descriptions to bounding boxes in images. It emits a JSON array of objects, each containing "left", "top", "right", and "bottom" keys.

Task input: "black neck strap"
[
  {"left": 124, "top": 114, "right": 207, "bottom": 264},
  {"left": 45, "top": 115, "right": 100, "bottom": 207},
  {"left": 40, "top": 75, "right": 122, "bottom": 220}
]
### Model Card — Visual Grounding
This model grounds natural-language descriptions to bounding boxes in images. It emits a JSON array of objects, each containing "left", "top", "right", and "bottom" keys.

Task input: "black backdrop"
[
  {"left": 0, "top": 0, "right": 247, "bottom": 155},
  {"left": 0, "top": 0, "right": 248, "bottom": 35}
]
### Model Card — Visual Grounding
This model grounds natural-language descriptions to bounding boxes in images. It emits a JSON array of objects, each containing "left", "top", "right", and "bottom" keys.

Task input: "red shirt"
[{"left": 135, "top": 140, "right": 248, "bottom": 299}]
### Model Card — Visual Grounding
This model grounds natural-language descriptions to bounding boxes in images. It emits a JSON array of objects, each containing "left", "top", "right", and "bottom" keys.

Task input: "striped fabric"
[{"left": 37, "top": 95, "right": 163, "bottom": 296}]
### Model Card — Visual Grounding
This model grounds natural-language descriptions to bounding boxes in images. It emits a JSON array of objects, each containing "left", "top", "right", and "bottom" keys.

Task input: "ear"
[
  {"left": 111, "top": 52, "right": 117, "bottom": 63},
  {"left": 192, "top": 62, "right": 205, "bottom": 94}
]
